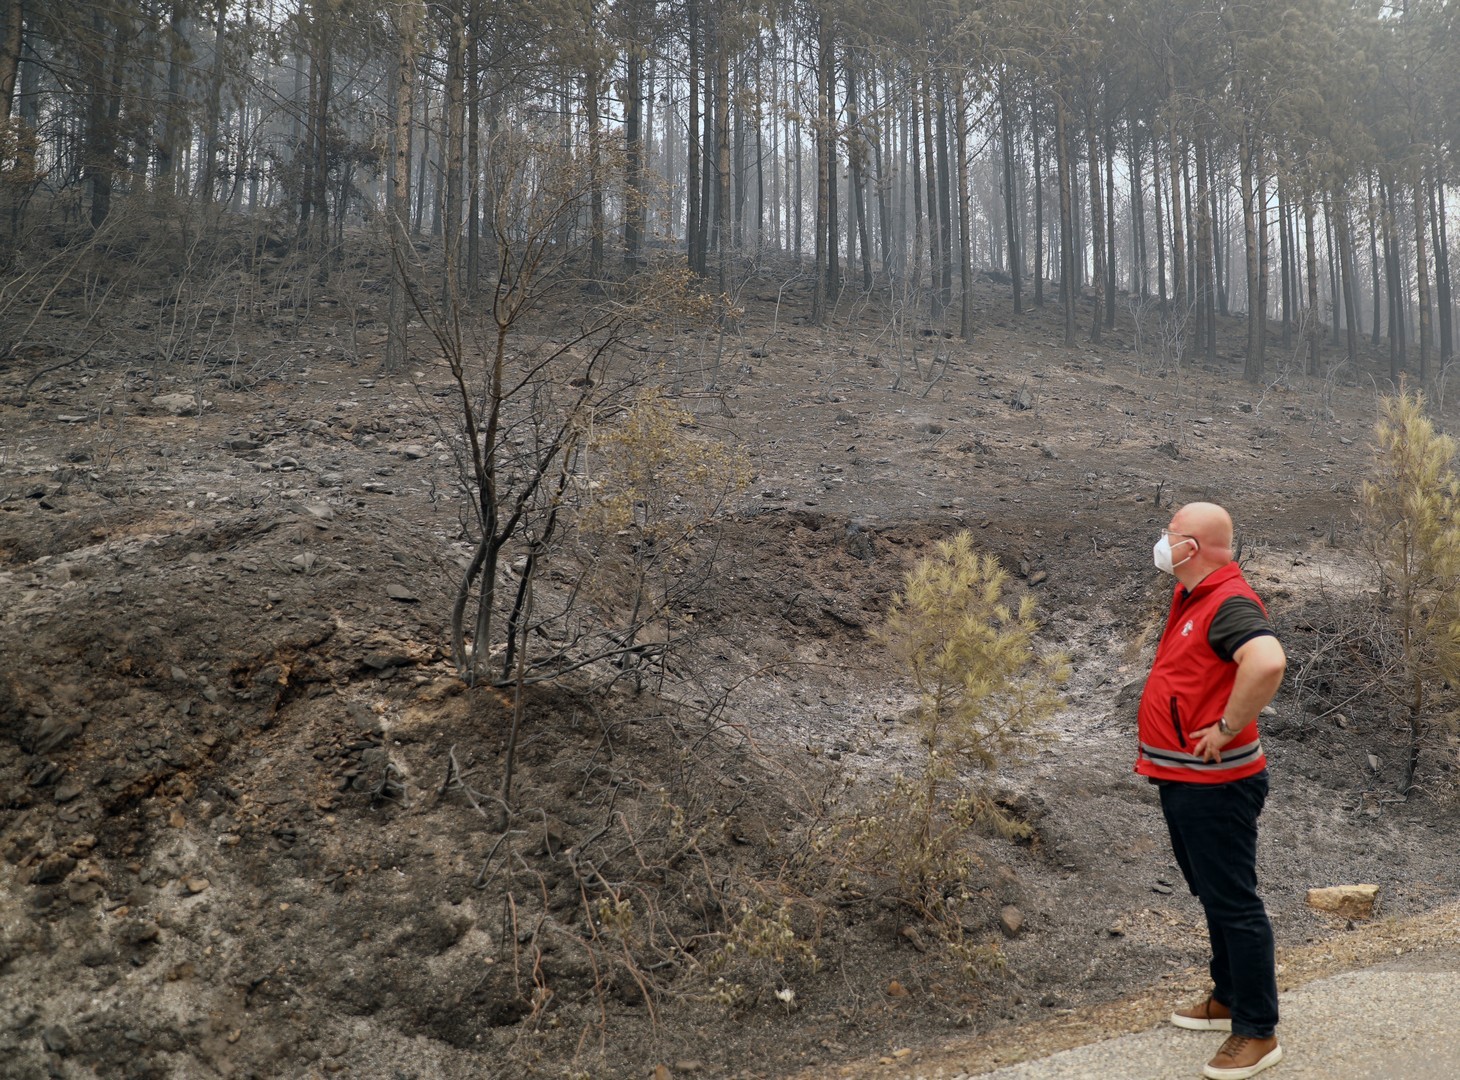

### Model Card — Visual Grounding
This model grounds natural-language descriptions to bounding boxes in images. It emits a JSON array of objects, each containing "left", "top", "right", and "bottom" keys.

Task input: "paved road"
[{"left": 966, "top": 947, "right": 1460, "bottom": 1079}]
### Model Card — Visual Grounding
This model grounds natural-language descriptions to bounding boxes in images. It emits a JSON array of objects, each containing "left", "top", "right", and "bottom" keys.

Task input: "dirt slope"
[{"left": 4, "top": 265, "right": 1459, "bottom": 1079}]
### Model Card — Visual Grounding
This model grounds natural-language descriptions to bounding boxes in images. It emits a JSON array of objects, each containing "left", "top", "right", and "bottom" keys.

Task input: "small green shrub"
[
  {"left": 1361, "top": 387, "right": 1460, "bottom": 791},
  {"left": 846, "top": 531, "right": 1066, "bottom": 938}
]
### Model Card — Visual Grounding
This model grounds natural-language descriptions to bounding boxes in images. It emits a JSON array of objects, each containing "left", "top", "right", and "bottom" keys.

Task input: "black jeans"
[{"left": 1158, "top": 770, "right": 1278, "bottom": 1038}]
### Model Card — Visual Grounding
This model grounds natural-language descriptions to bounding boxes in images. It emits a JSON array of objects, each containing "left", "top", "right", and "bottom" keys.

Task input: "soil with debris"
[{"left": 4, "top": 256, "right": 1459, "bottom": 1080}]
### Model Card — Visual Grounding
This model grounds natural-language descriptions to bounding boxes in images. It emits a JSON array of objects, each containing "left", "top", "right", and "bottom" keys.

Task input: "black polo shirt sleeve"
[{"left": 1208, "top": 596, "right": 1275, "bottom": 662}]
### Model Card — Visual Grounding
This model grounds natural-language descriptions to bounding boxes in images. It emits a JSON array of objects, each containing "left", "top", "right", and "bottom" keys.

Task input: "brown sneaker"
[
  {"left": 1170, "top": 995, "right": 1232, "bottom": 1031},
  {"left": 1203, "top": 1034, "right": 1282, "bottom": 1080}
]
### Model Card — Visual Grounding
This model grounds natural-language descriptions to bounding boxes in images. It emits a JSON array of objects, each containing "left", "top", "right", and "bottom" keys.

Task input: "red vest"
[{"left": 1135, "top": 562, "right": 1269, "bottom": 784}]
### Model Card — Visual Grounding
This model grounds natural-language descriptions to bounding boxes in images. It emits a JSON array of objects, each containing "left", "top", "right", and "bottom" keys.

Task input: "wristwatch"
[{"left": 1217, "top": 717, "right": 1237, "bottom": 737}]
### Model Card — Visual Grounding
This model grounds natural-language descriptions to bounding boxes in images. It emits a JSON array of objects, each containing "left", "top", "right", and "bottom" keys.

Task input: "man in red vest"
[{"left": 1137, "top": 502, "right": 1287, "bottom": 1080}]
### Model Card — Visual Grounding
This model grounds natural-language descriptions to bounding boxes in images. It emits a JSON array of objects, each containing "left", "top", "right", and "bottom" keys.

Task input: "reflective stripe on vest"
[{"left": 1139, "top": 739, "right": 1264, "bottom": 772}]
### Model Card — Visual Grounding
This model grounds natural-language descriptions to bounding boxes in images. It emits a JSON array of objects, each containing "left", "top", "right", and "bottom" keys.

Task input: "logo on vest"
[{"left": 1181, "top": 619, "right": 1194, "bottom": 637}]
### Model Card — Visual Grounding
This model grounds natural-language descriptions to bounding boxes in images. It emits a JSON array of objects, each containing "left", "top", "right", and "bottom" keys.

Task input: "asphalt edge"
[{"left": 790, "top": 897, "right": 1460, "bottom": 1079}]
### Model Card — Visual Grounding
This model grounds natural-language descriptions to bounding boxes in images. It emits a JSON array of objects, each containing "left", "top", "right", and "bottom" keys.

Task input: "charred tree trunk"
[
  {"left": 686, "top": 0, "right": 701, "bottom": 274},
  {"left": 385, "top": 0, "right": 419, "bottom": 374},
  {"left": 1130, "top": 122, "right": 1147, "bottom": 299},
  {"left": 1153, "top": 125, "right": 1168, "bottom": 311},
  {"left": 1380, "top": 174, "right": 1404, "bottom": 379},
  {"left": 714, "top": 23, "right": 730, "bottom": 294},
  {"left": 1165, "top": 120, "right": 1186, "bottom": 325},
  {"left": 1208, "top": 143, "right": 1226, "bottom": 315},
  {"left": 697, "top": 31, "right": 713, "bottom": 270},
  {"left": 1055, "top": 91, "right": 1076, "bottom": 347},
  {"left": 0, "top": 0, "right": 21, "bottom": 122},
  {"left": 811, "top": 12, "right": 832, "bottom": 323},
  {"left": 157, "top": 2, "right": 187, "bottom": 194},
  {"left": 1369, "top": 173, "right": 1383, "bottom": 348},
  {"left": 442, "top": 0, "right": 465, "bottom": 299},
  {"left": 847, "top": 55, "right": 872, "bottom": 291},
  {"left": 1413, "top": 176, "right": 1432, "bottom": 381},
  {"left": 999, "top": 75, "right": 1022, "bottom": 314},
  {"left": 201, "top": 1, "right": 227, "bottom": 204},
  {"left": 1255, "top": 157, "right": 1269, "bottom": 373},
  {"left": 955, "top": 72, "right": 972, "bottom": 340},
  {"left": 1194, "top": 132, "right": 1213, "bottom": 363},
  {"left": 1239, "top": 125, "right": 1260, "bottom": 379},
  {"left": 1304, "top": 189, "right": 1321, "bottom": 376},
  {"left": 1031, "top": 87, "right": 1044, "bottom": 307},
  {"left": 1104, "top": 114, "right": 1116, "bottom": 328},
  {"left": 1086, "top": 100, "right": 1105, "bottom": 344},
  {"left": 922, "top": 65, "right": 942, "bottom": 322},
  {"left": 1433, "top": 173, "right": 1453, "bottom": 364},
  {"left": 935, "top": 72, "right": 954, "bottom": 314},
  {"left": 1278, "top": 185, "right": 1293, "bottom": 350},
  {"left": 1335, "top": 191, "right": 1359, "bottom": 364},
  {"left": 909, "top": 86, "right": 924, "bottom": 295}
]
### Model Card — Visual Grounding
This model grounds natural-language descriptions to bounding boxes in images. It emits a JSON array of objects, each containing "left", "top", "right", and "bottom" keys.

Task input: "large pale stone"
[
  {"left": 1306, "top": 884, "right": 1380, "bottom": 920},
  {"left": 152, "top": 392, "right": 207, "bottom": 416}
]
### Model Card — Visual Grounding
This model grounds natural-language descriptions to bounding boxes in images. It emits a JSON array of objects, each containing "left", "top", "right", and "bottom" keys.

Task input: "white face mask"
[{"left": 1153, "top": 532, "right": 1196, "bottom": 574}]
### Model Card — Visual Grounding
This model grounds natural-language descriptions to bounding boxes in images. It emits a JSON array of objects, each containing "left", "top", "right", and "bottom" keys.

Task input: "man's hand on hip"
[{"left": 1193, "top": 723, "right": 1236, "bottom": 763}]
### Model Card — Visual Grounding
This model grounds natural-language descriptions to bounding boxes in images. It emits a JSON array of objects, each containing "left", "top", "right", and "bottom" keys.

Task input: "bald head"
[{"left": 1168, "top": 501, "right": 1235, "bottom": 577}]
